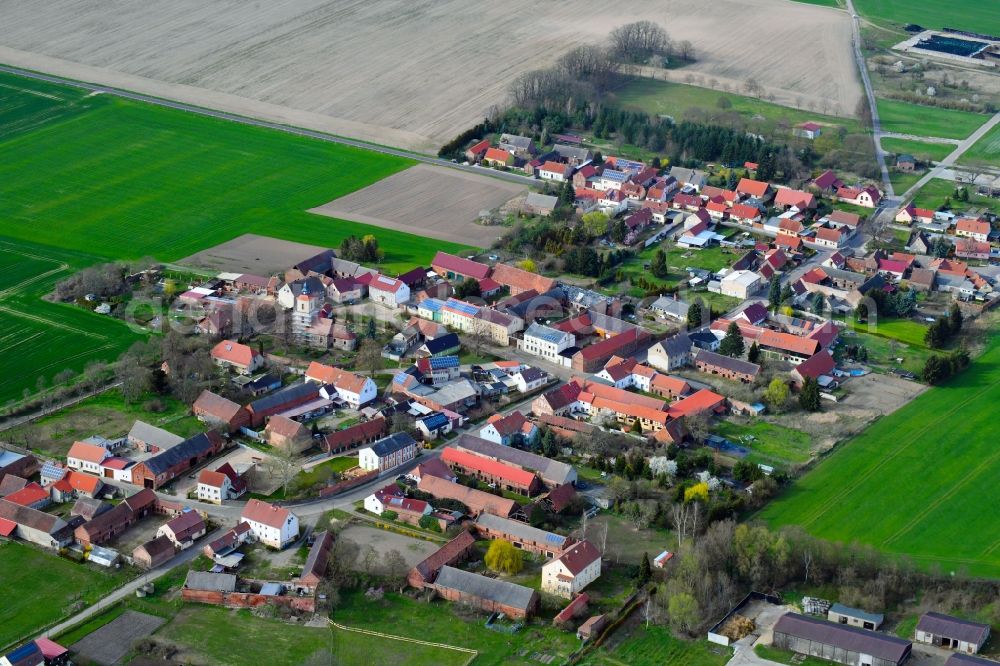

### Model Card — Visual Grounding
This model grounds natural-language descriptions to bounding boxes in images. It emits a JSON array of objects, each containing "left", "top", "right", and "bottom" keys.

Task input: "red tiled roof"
[
  {"left": 416, "top": 475, "right": 517, "bottom": 516},
  {"left": 668, "top": 389, "right": 726, "bottom": 417},
  {"left": 324, "top": 417, "right": 387, "bottom": 451},
  {"left": 815, "top": 227, "right": 842, "bottom": 242},
  {"left": 305, "top": 362, "right": 370, "bottom": 394},
  {"left": 576, "top": 328, "right": 648, "bottom": 361},
  {"left": 794, "top": 350, "right": 836, "bottom": 380},
  {"left": 486, "top": 411, "right": 530, "bottom": 437},
  {"left": 211, "top": 340, "right": 259, "bottom": 367},
  {"left": 67, "top": 442, "right": 109, "bottom": 465},
  {"left": 490, "top": 263, "right": 556, "bottom": 294},
  {"left": 554, "top": 539, "right": 601, "bottom": 575},
  {"left": 736, "top": 178, "right": 769, "bottom": 198},
  {"left": 241, "top": 498, "right": 291, "bottom": 529},
  {"left": 5, "top": 482, "right": 48, "bottom": 507},
  {"left": 0, "top": 517, "right": 15, "bottom": 537},
  {"left": 484, "top": 147, "right": 512, "bottom": 163},
  {"left": 956, "top": 218, "right": 990, "bottom": 236},
  {"left": 431, "top": 252, "right": 491, "bottom": 280},
  {"left": 540, "top": 161, "right": 572, "bottom": 177},
  {"left": 774, "top": 189, "right": 815, "bottom": 209},
  {"left": 198, "top": 469, "right": 228, "bottom": 488},
  {"left": 812, "top": 170, "right": 842, "bottom": 190},
  {"left": 193, "top": 390, "right": 244, "bottom": 422},
  {"left": 827, "top": 210, "right": 860, "bottom": 227},
  {"left": 650, "top": 374, "right": 690, "bottom": 396},
  {"left": 467, "top": 139, "right": 490, "bottom": 155},
  {"left": 731, "top": 203, "right": 761, "bottom": 219},
  {"left": 65, "top": 471, "right": 102, "bottom": 495},
  {"left": 441, "top": 447, "right": 538, "bottom": 486}
]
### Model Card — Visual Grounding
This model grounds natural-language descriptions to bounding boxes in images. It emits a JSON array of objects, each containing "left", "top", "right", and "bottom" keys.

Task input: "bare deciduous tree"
[{"left": 609, "top": 21, "right": 671, "bottom": 63}]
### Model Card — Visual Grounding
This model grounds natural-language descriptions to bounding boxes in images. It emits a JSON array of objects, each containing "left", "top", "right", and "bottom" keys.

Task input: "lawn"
[
  {"left": 332, "top": 589, "right": 580, "bottom": 665},
  {"left": 4, "top": 389, "right": 203, "bottom": 458},
  {"left": 847, "top": 317, "right": 929, "bottom": 348},
  {"left": 613, "top": 77, "right": 861, "bottom": 130},
  {"left": 759, "top": 335, "right": 1000, "bottom": 578},
  {"left": 880, "top": 137, "right": 955, "bottom": 163},
  {"left": 618, "top": 239, "right": 739, "bottom": 295},
  {"left": 876, "top": 99, "right": 987, "bottom": 141},
  {"left": 961, "top": 122, "right": 1000, "bottom": 164},
  {"left": 838, "top": 326, "right": 931, "bottom": 375},
  {"left": 854, "top": 0, "right": 1000, "bottom": 36},
  {"left": 889, "top": 170, "right": 924, "bottom": 192},
  {"left": 583, "top": 624, "right": 732, "bottom": 666},
  {"left": 754, "top": 644, "right": 831, "bottom": 666},
  {"left": 0, "top": 541, "right": 129, "bottom": 650},
  {"left": 911, "top": 177, "right": 1000, "bottom": 215},
  {"left": 156, "top": 606, "right": 471, "bottom": 666},
  {"left": 715, "top": 419, "right": 814, "bottom": 466},
  {"left": 0, "top": 71, "right": 472, "bottom": 273}
]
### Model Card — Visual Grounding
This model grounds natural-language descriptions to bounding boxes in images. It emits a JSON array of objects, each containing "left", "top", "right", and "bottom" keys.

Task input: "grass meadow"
[
  {"left": 854, "top": 0, "right": 1000, "bottom": 36},
  {"left": 876, "top": 99, "right": 988, "bottom": 141},
  {"left": 912, "top": 178, "right": 1000, "bottom": 216},
  {"left": 613, "top": 77, "right": 862, "bottom": 131},
  {"left": 759, "top": 336, "right": 1000, "bottom": 577},
  {"left": 582, "top": 624, "right": 731, "bottom": 666},
  {"left": 0, "top": 541, "right": 128, "bottom": 650},
  {"left": 880, "top": 137, "right": 955, "bottom": 163},
  {"left": 962, "top": 123, "right": 1000, "bottom": 164}
]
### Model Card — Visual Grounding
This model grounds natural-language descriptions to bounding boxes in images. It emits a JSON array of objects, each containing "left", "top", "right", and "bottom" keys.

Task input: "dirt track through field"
[
  {"left": 309, "top": 164, "right": 523, "bottom": 247},
  {"left": 0, "top": 0, "right": 860, "bottom": 152}
]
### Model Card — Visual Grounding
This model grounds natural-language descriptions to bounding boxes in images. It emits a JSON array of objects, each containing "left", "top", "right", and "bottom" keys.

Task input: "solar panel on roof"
[
  {"left": 445, "top": 299, "right": 479, "bottom": 316},
  {"left": 430, "top": 356, "right": 460, "bottom": 369}
]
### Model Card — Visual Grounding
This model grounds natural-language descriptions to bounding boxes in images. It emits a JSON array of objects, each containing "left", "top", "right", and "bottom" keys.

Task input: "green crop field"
[
  {"left": 759, "top": 336, "right": 1000, "bottom": 577},
  {"left": 880, "top": 137, "right": 955, "bottom": 163},
  {"left": 0, "top": 541, "right": 128, "bottom": 650},
  {"left": 0, "top": 71, "right": 472, "bottom": 272},
  {"left": 876, "top": 99, "right": 987, "bottom": 141},
  {"left": 854, "top": 0, "right": 1000, "bottom": 36},
  {"left": 0, "top": 238, "right": 145, "bottom": 407},
  {"left": 788, "top": 0, "right": 841, "bottom": 7},
  {"left": 961, "top": 123, "right": 1000, "bottom": 164},
  {"left": 613, "top": 77, "right": 861, "bottom": 132}
]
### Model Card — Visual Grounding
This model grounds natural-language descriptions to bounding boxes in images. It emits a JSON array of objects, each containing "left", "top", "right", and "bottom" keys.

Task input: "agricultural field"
[
  {"left": 961, "top": 122, "right": 1000, "bottom": 164},
  {"left": 0, "top": 541, "right": 129, "bottom": 651},
  {"left": 880, "top": 137, "right": 955, "bottom": 163},
  {"left": 4, "top": 390, "right": 204, "bottom": 458},
  {"left": 875, "top": 98, "right": 988, "bottom": 140},
  {"left": 759, "top": 336, "right": 1000, "bottom": 578},
  {"left": 0, "top": 0, "right": 860, "bottom": 150},
  {"left": 156, "top": 606, "right": 471, "bottom": 666},
  {"left": 854, "top": 0, "right": 1000, "bottom": 36},
  {"left": 583, "top": 624, "right": 732, "bottom": 666},
  {"left": 613, "top": 77, "right": 863, "bottom": 130},
  {"left": 310, "top": 164, "right": 524, "bottom": 246},
  {"left": 0, "top": 238, "right": 145, "bottom": 408},
  {"left": 0, "top": 71, "right": 473, "bottom": 272},
  {"left": 911, "top": 177, "right": 1000, "bottom": 216}
]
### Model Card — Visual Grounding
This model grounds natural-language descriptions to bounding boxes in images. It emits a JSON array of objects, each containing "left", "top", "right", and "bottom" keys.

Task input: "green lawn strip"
[
  {"left": 910, "top": 178, "right": 1000, "bottom": 215},
  {"left": 787, "top": 0, "right": 841, "bottom": 7},
  {"left": 846, "top": 317, "right": 929, "bottom": 348},
  {"left": 583, "top": 624, "right": 731, "bottom": 666},
  {"left": 894, "top": 614, "right": 919, "bottom": 639},
  {"left": 0, "top": 71, "right": 472, "bottom": 273},
  {"left": 754, "top": 644, "right": 831, "bottom": 666},
  {"left": 889, "top": 170, "right": 924, "bottom": 192},
  {"left": 759, "top": 336, "right": 1000, "bottom": 577},
  {"left": 52, "top": 605, "right": 128, "bottom": 647},
  {"left": 155, "top": 605, "right": 469, "bottom": 666},
  {"left": 853, "top": 0, "right": 1000, "bottom": 36},
  {"left": 332, "top": 589, "right": 579, "bottom": 665},
  {"left": 714, "top": 419, "right": 813, "bottom": 465},
  {"left": 960, "top": 122, "right": 1000, "bottom": 164},
  {"left": 0, "top": 541, "right": 131, "bottom": 650},
  {"left": 875, "top": 99, "right": 987, "bottom": 141},
  {"left": 612, "top": 77, "right": 860, "bottom": 132},
  {"left": 880, "top": 137, "right": 955, "bottom": 163}
]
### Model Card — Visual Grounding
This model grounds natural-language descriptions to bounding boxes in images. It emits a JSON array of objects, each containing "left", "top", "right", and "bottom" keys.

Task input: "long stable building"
[{"left": 772, "top": 613, "right": 911, "bottom": 666}]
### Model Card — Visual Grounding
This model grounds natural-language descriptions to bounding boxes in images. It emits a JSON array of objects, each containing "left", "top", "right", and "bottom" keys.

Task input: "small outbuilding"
[
  {"left": 915, "top": 612, "right": 990, "bottom": 655},
  {"left": 827, "top": 603, "right": 884, "bottom": 631}
]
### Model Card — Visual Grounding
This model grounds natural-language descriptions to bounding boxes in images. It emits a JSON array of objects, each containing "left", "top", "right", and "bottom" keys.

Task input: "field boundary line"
[
  {"left": 883, "top": 447, "right": 1000, "bottom": 547},
  {"left": 798, "top": 368, "right": 1000, "bottom": 529},
  {"left": 0, "top": 305, "right": 108, "bottom": 339},
  {"left": 330, "top": 621, "right": 478, "bottom": 655}
]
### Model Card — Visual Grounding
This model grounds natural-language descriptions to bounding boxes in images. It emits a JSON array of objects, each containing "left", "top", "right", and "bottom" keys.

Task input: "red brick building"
[
  {"left": 441, "top": 447, "right": 543, "bottom": 497},
  {"left": 571, "top": 328, "right": 652, "bottom": 373},
  {"left": 129, "top": 432, "right": 226, "bottom": 490}
]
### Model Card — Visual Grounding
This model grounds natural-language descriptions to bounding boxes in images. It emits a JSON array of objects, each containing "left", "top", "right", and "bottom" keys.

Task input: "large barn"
[{"left": 772, "top": 613, "right": 911, "bottom": 666}]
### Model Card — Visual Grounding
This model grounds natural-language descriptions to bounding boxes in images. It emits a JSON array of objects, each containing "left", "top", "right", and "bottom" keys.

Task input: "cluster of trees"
[
  {"left": 925, "top": 303, "right": 963, "bottom": 348},
  {"left": 768, "top": 275, "right": 793, "bottom": 312},
  {"left": 856, "top": 288, "right": 916, "bottom": 320},
  {"left": 922, "top": 348, "right": 970, "bottom": 385},
  {"left": 338, "top": 235, "right": 383, "bottom": 264},
  {"left": 453, "top": 277, "right": 482, "bottom": 300},
  {"left": 498, "top": 218, "right": 629, "bottom": 279},
  {"left": 839, "top": 343, "right": 870, "bottom": 362},
  {"left": 54, "top": 261, "right": 134, "bottom": 302},
  {"left": 485, "top": 539, "right": 523, "bottom": 574},
  {"left": 117, "top": 331, "right": 217, "bottom": 406}
]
